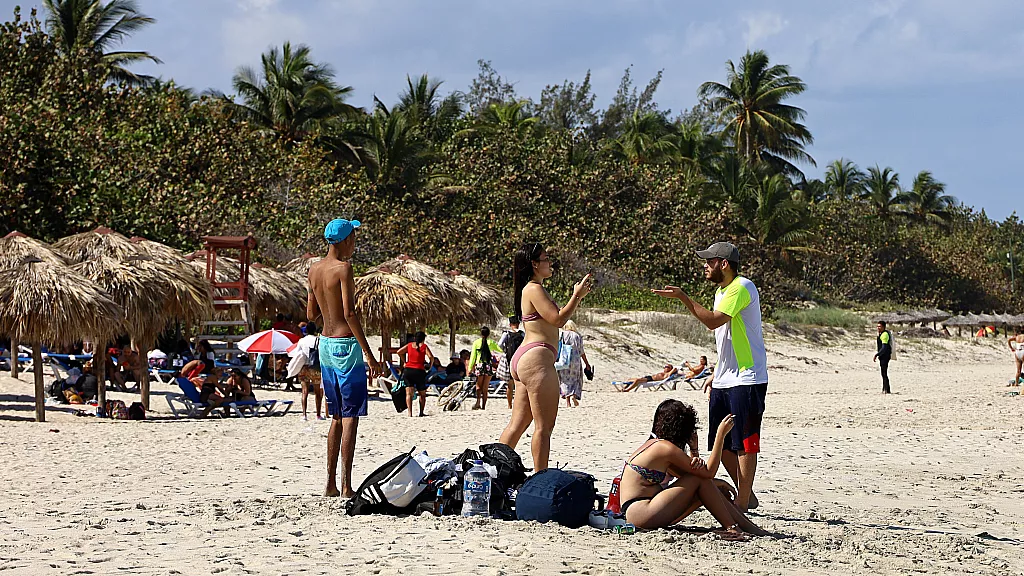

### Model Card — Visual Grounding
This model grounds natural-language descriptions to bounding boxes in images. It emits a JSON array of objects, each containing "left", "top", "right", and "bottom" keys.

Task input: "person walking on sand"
[
  {"left": 653, "top": 242, "right": 768, "bottom": 512},
  {"left": 307, "top": 218, "right": 383, "bottom": 498},
  {"left": 497, "top": 316, "right": 524, "bottom": 409},
  {"left": 557, "top": 320, "right": 591, "bottom": 407},
  {"left": 499, "top": 242, "right": 592, "bottom": 471},
  {"left": 1008, "top": 329, "right": 1024, "bottom": 386},
  {"left": 874, "top": 321, "right": 894, "bottom": 394},
  {"left": 468, "top": 326, "right": 503, "bottom": 410}
]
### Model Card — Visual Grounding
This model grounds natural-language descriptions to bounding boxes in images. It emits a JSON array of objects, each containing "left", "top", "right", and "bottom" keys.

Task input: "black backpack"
[
  {"left": 346, "top": 450, "right": 434, "bottom": 516},
  {"left": 504, "top": 331, "right": 525, "bottom": 363},
  {"left": 515, "top": 469, "right": 603, "bottom": 528},
  {"left": 308, "top": 337, "right": 321, "bottom": 370},
  {"left": 128, "top": 402, "right": 146, "bottom": 420}
]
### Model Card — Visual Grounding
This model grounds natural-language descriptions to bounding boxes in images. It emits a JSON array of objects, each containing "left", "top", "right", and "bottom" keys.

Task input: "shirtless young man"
[
  {"left": 1008, "top": 330, "right": 1024, "bottom": 386},
  {"left": 307, "top": 218, "right": 382, "bottom": 498},
  {"left": 620, "top": 364, "right": 678, "bottom": 392}
]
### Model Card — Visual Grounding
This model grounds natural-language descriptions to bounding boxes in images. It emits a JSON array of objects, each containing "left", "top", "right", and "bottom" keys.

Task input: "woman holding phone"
[{"left": 498, "top": 243, "right": 593, "bottom": 471}]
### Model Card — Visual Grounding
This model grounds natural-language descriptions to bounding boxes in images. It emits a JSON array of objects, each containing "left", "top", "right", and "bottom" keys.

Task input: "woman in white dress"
[{"left": 557, "top": 320, "right": 591, "bottom": 407}]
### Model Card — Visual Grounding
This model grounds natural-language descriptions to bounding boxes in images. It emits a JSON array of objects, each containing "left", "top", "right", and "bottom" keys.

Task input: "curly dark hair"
[{"left": 651, "top": 399, "right": 698, "bottom": 449}]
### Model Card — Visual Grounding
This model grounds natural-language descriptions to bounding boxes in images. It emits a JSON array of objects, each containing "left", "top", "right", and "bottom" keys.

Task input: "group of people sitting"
[{"left": 618, "top": 356, "right": 711, "bottom": 392}]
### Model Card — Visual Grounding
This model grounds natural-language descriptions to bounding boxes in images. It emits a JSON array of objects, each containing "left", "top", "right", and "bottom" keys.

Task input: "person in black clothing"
[{"left": 873, "top": 321, "right": 893, "bottom": 394}]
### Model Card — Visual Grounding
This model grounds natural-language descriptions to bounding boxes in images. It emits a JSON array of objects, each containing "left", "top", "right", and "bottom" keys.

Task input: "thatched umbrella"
[
  {"left": 447, "top": 271, "right": 504, "bottom": 356},
  {"left": 279, "top": 253, "right": 322, "bottom": 277},
  {"left": 71, "top": 256, "right": 170, "bottom": 410},
  {"left": 0, "top": 232, "right": 70, "bottom": 378},
  {"left": 0, "top": 257, "right": 121, "bottom": 421},
  {"left": 354, "top": 270, "right": 447, "bottom": 362},
  {"left": 370, "top": 255, "right": 463, "bottom": 351},
  {"left": 56, "top": 228, "right": 213, "bottom": 408}
]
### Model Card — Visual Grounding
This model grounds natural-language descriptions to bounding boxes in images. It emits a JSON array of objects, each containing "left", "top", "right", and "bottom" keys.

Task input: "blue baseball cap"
[{"left": 324, "top": 219, "right": 360, "bottom": 243}]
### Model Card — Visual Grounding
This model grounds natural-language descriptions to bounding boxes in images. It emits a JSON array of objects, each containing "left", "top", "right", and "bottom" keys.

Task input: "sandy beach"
[{"left": 1, "top": 310, "right": 1022, "bottom": 575}]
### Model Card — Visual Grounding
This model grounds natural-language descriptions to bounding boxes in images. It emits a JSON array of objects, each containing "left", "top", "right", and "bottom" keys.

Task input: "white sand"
[{"left": 1, "top": 310, "right": 1023, "bottom": 575}]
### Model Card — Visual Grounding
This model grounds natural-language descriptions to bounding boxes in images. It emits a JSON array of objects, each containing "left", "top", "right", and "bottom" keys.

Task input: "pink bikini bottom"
[{"left": 510, "top": 341, "right": 557, "bottom": 381}]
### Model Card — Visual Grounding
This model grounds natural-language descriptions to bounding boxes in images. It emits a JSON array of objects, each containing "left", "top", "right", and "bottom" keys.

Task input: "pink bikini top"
[{"left": 522, "top": 297, "right": 559, "bottom": 323}]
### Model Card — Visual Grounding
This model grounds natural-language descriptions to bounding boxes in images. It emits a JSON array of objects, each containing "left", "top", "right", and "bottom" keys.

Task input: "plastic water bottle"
[{"left": 461, "top": 460, "right": 491, "bottom": 517}]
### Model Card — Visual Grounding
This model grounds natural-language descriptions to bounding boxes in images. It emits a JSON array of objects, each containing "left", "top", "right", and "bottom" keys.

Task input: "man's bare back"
[{"left": 307, "top": 258, "right": 356, "bottom": 338}]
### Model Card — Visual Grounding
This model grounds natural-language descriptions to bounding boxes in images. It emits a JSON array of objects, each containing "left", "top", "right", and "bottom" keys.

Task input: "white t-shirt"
[{"left": 711, "top": 276, "right": 768, "bottom": 388}]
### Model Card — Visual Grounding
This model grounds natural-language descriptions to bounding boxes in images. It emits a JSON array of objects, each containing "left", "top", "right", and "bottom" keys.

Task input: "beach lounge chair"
[
  {"left": 681, "top": 366, "right": 713, "bottom": 390},
  {"left": 166, "top": 377, "right": 291, "bottom": 418},
  {"left": 611, "top": 372, "right": 682, "bottom": 392}
]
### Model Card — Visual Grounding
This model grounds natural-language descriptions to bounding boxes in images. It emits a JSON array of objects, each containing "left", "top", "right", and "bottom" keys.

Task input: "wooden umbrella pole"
[
  {"left": 449, "top": 317, "right": 456, "bottom": 357},
  {"left": 32, "top": 343, "right": 44, "bottom": 422},
  {"left": 11, "top": 337, "right": 19, "bottom": 379},
  {"left": 138, "top": 343, "right": 151, "bottom": 410},
  {"left": 95, "top": 343, "right": 107, "bottom": 414}
]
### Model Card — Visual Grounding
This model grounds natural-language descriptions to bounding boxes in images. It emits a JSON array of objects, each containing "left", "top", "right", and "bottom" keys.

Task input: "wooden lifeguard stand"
[{"left": 195, "top": 235, "right": 257, "bottom": 350}]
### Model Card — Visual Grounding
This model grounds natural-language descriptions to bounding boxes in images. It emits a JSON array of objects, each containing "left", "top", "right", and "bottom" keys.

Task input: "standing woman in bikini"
[{"left": 499, "top": 243, "right": 593, "bottom": 471}]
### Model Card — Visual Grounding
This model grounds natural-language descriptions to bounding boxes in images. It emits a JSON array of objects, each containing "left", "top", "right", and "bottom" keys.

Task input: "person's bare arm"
[
  {"left": 306, "top": 284, "right": 321, "bottom": 323},
  {"left": 652, "top": 286, "right": 730, "bottom": 330},
  {"left": 339, "top": 263, "right": 381, "bottom": 378},
  {"left": 1010, "top": 337, "right": 1017, "bottom": 352},
  {"left": 425, "top": 345, "right": 435, "bottom": 365},
  {"left": 530, "top": 274, "right": 592, "bottom": 327}
]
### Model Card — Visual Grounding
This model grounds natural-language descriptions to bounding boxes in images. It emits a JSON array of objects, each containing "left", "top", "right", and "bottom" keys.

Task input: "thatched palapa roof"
[
  {"left": 0, "top": 232, "right": 69, "bottom": 269},
  {"left": 448, "top": 271, "right": 503, "bottom": 327},
  {"left": 370, "top": 255, "right": 462, "bottom": 320},
  {"left": 279, "top": 253, "right": 322, "bottom": 277},
  {"left": 354, "top": 270, "right": 446, "bottom": 331},
  {"left": 71, "top": 256, "right": 169, "bottom": 345},
  {"left": 0, "top": 257, "right": 122, "bottom": 346}
]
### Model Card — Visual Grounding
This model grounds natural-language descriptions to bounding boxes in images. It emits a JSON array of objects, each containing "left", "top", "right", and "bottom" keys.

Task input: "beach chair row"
[{"left": 165, "top": 376, "right": 293, "bottom": 418}]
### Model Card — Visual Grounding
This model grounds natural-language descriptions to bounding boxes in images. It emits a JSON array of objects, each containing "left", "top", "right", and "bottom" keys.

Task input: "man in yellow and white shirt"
[{"left": 653, "top": 242, "right": 768, "bottom": 512}]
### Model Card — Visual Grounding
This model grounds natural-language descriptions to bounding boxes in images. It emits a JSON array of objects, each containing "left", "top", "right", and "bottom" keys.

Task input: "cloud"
[{"left": 741, "top": 11, "right": 787, "bottom": 46}]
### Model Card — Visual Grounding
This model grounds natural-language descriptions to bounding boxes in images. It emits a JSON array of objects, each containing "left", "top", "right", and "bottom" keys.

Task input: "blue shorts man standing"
[{"left": 307, "top": 218, "right": 382, "bottom": 498}]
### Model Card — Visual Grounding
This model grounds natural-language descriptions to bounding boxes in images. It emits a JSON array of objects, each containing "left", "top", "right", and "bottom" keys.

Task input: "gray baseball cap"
[{"left": 696, "top": 242, "right": 740, "bottom": 261}]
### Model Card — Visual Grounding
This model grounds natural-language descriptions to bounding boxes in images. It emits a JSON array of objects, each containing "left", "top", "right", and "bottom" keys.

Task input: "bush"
[
  {"left": 635, "top": 312, "right": 715, "bottom": 347},
  {"left": 772, "top": 307, "right": 865, "bottom": 329}
]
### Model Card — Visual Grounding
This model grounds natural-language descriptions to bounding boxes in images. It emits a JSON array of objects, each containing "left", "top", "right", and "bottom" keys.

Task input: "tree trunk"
[
  {"left": 33, "top": 344, "right": 44, "bottom": 422},
  {"left": 380, "top": 324, "right": 390, "bottom": 364},
  {"left": 449, "top": 317, "right": 457, "bottom": 357},
  {"left": 11, "top": 337, "right": 19, "bottom": 379},
  {"left": 137, "top": 343, "right": 151, "bottom": 410},
  {"left": 95, "top": 343, "right": 107, "bottom": 415}
]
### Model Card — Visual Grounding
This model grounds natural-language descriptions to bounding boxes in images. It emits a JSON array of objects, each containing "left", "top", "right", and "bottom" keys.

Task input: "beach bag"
[
  {"left": 516, "top": 469, "right": 603, "bottom": 528},
  {"left": 128, "top": 402, "right": 146, "bottom": 420},
  {"left": 554, "top": 340, "right": 573, "bottom": 371},
  {"left": 105, "top": 400, "right": 129, "bottom": 420},
  {"left": 390, "top": 379, "right": 408, "bottom": 413},
  {"left": 346, "top": 448, "right": 428, "bottom": 516},
  {"left": 480, "top": 443, "right": 529, "bottom": 517},
  {"left": 308, "top": 337, "right": 321, "bottom": 370},
  {"left": 504, "top": 330, "right": 524, "bottom": 363}
]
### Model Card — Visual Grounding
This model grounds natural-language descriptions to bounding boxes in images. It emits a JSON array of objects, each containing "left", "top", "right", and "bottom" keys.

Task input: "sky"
[{"left": 6, "top": 0, "right": 1023, "bottom": 219}]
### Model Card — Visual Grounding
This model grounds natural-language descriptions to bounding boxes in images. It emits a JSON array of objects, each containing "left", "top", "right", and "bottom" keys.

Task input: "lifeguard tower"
[{"left": 195, "top": 235, "right": 257, "bottom": 350}]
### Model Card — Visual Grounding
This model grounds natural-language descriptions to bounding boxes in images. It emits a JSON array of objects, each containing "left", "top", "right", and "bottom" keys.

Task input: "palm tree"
[
  {"left": 42, "top": 0, "right": 161, "bottom": 85},
  {"left": 823, "top": 158, "right": 865, "bottom": 200},
  {"left": 733, "top": 173, "right": 815, "bottom": 260},
  {"left": 698, "top": 49, "right": 814, "bottom": 174},
  {"left": 673, "top": 120, "right": 722, "bottom": 173},
  {"left": 604, "top": 110, "right": 678, "bottom": 165},
  {"left": 898, "top": 170, "right": 958, "bottom": 224},
  {"left": 359, "top": 107, "right": 443, "bottom": 195},
  {"left": 395, "top": 74, "right": 463, "bottom": 142},
  {"left": 229, "top": 42, "right": 360, "bottom": 144},
  {"left": 457, "top": 100, "right": 537, "bottom": 139},
  {"left": 862, "top": 165, "right": 902, "bottom": 217}
]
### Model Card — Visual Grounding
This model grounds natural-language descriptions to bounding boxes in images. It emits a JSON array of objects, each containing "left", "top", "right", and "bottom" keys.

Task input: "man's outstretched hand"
[
  {"left": 366, "top": 358, "right": 383, "bottom": 379},
  {"left": 652, "top": 286, "right": 687, "bottom": 300}
]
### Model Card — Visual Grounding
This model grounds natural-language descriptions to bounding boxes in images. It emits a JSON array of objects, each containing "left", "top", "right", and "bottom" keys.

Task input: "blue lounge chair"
[{"left": 166, "top": 377, "right": 292, "bottom": 418}]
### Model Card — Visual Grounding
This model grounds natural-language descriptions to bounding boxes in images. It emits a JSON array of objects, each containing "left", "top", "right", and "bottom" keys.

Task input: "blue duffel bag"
[{"left": 515, "top": 468, "right": 604, "bottom": 528}]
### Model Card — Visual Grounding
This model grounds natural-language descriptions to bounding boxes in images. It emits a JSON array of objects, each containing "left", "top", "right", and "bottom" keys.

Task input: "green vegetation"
[
  {"left": 0, "top": 5, "right": 1020, "bottom": 316},
  {"left": 771, "top": 307, "right": 866, "bottom": 330}
]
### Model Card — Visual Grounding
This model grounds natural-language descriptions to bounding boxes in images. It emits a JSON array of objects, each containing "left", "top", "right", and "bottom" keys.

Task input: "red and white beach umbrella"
[{"left": 236, "top": 329, "right": 300, "bottom": 354}]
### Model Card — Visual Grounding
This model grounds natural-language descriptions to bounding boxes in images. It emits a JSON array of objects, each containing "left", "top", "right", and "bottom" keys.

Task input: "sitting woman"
[
  {"left": 179, "top": 340, "right": 215, "bottom": 381},
  {"left": 620, "top": 364, "right": 677, "bottom": 392},
  {"left": 198, "top": 368, "right": 231, "bottom": 418},
  {"left": 228, "top": 368, "right": 256, "bottom": 403},
  {"left": 619, "top": 399, "right": 764, "bottom": 538}
]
